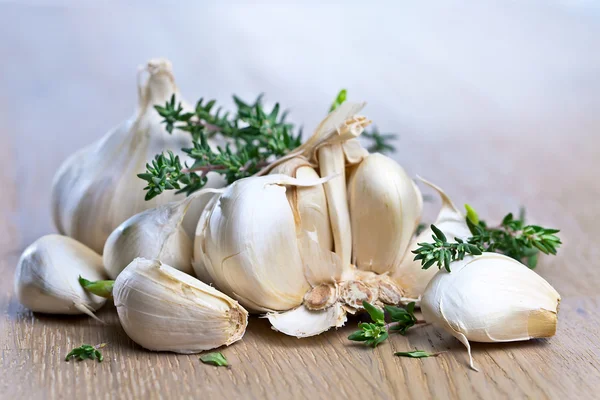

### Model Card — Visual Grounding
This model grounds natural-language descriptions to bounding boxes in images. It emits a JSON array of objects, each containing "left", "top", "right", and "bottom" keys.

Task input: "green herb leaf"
[
  {"left": 65, "top": 343, "right": 106, "bottom": 362},
  {"left": 394, "top": 350, "right": 442, "bottom": 358},
  {"left": 329, "top": 89, "right": 347, "bottom": 112},
  {"left": 362, "top": 301, "right": 385, "bottom": 326},
  {"left": 384, "top": 302, "right": 418, "bottom": 335},
  {"left": 79, "top": 276, "right": 114, "bottom": 298},
  {"left": 200, "top": 352, "right": 229, "bottom": 367},
  {"left": 465, "top": 204, "right": 480, "bottom": 225}
]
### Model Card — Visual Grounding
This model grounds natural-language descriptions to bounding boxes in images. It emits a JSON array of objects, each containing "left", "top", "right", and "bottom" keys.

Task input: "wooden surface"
[{"left": 2, "top": 2, "right": 600, "bottom": 400}]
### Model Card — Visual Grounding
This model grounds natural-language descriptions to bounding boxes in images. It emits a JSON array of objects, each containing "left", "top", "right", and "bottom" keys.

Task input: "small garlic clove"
[
  {"left": 14, "top": 235, "right": 108, "bottom": 318},
  {"left": 113, "top": 258, "right": 248, "bottom": 353},
  {"left": 267, "top": 303, "right": 347, "bottom": 338},
  {"left": 421, "top": 253, "right": 561, "bottom": 370},
  {"left": 103, "top": 188, "right": 222, "bottom": 279},
  {"left": 348, "top": 153, "right": 423, "bottom": 275},
  {"left": 103, "top": 199, "right": 193, "bottom": 279},
  {"left": 392, "top": 178, "right": 471, "bottom": 298}
]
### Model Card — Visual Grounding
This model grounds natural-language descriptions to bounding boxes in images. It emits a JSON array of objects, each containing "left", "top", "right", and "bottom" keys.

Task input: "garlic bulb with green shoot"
[
  {"left": 81, "top": 258, "right": 248, "bottom": 353},
  {"left": 392, "top": 178, "right": 471, "bottom": 299},
  {"left": 51, "top": 58, "right": 224, "bottom": 253},
  {"left": 103, "top": 188, "right": 223, "bottom": 279},
  {"left": 421, "top": 253, "right": 561, "bottom": 370},
  {"left": 14, "top": 235, "right": 108, "bottom": 320}
]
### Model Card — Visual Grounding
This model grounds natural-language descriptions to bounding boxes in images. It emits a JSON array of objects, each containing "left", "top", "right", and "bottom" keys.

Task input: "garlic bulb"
[
  {"left": 14, "top": 235, "right": 108, "bottom": 318},
  {"left": 392, "top": 178, "right": 471, "bottom": 299},
  {"left": 347, "top": 153, "right": 423, "bottom": 275},
  {"left": 51, "top": 58, "right": 224, "bottom": 253},
  {"left": 113, "top": 258, "right": 248, "bottom": 353},
  {"left": 103, "top": 189, "right": 222, "bottom": 279},
  {"left": 421, "top": 252, "right": 561, "bottom": 370}
]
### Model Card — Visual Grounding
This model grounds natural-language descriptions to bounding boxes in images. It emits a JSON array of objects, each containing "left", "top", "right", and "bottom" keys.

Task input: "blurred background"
[{"left": 1, "top": 1, "right": 599, "bottom": 248}]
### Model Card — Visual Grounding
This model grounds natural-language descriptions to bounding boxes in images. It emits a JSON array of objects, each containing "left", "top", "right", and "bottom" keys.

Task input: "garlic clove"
[
  {"left": 297, "top": 230, "right": 344, "bottom": 286},
  {"left": 421, "top": 252, "right": 561, "bottom": 370},
  {"left": 103, "top": 188, "right": 222, "bottom": 279},
  {"left": 267, "top": 303, "right": 347, "bottom": 338},
  {"left": 14, "top": 235, "right": 108, "bottom": 318},
  {"left": 348, "top": 153, "right": 423, "bottom": 275},
  {"left": 51, "top": 58, "right": 223, "bottom": 253},
  {"left": 270, "top": 157, "right": 333, "bottom": 252},
  {"left": 392, "top": 178, "right": 471, "bottom": 298},
  {"left": 113, "top": 258, "right": 248, "bottom": 353},
  {"left": 195, "top": 174, "right": 337, "bottom": 312}
]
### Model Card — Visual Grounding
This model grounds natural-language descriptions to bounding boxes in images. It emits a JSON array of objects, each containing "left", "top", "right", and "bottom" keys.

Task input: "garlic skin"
[
  {"left": 421, "top": 252, "right": 561, "bottom": 370},
  {"left": 348, "top": 153, "right": 423, "bottom": 275},
  {"left": 14, "top": 235, "right": 108, "bottom": 318},
  {"left": 113, "top": 258, "right": 248, "bottom": 353},
  {"left": 103, "top": 198, "right": 194, "bottom": 279},
  {"left": 51, "top": 58, "right": 223, "bottom": 253},
  {"left": 392, "top": 178, "right": 471, "bottom": 299}
]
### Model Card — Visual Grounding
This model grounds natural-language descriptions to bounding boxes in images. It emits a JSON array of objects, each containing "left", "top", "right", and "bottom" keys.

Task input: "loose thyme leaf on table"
[
  {"left": 412, "top": 205, "right": 561, "bottom": 271},
  {"left": 65, "top": 343, "right": 106, "bottom": 362},
  {"left": 348, "top": 301, "right": 418, "bottom": 347},
  {"left": 394, "top": 350, "right": 443, "bottom": 359},
  {"left": 199, "top": 352, "right": 229, "bottom": 367}
]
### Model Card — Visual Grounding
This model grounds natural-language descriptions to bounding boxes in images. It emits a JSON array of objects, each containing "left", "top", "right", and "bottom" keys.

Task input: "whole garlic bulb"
[
  {"left": 113, "top": 258, "right": 248, "bottom": 353},
  {"left": 14, "top": 235, "right": 108, "bottom": 318},
  {"left": 392, "top": 178, "right": 471, "bottom": 299},
  {"left": 51, "top": 58, "right": 223, "bottom": 253},
  {"left": 347, "top": 153, "right": 423, "bottom": 275},
  {"left": 421, "top": 252, "right": 561, "bottom": 370},
  {"left": 103, "top": 189, "right": 221, "bottom": 279}
]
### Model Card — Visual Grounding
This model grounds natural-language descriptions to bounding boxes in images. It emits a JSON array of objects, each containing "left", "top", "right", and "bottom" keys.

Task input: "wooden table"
[{"left": 2, "top": 3, "right": 600, "bottom": 399}]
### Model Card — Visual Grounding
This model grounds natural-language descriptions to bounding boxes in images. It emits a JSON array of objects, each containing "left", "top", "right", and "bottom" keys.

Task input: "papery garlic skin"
[
  {"left": 51, "top": 58, "right": 223, "bottom": 253},
  {"left": 348, "top": 153, "right": 423, "bottom": 275},
  {"left": 392, "top": 179, "right": 470, "bottom": 299},
  {"left": 103, "top": 198, "right": 194, "bottom": 279},
  {"left": 421, "top": 252, "right": 560, "bottom": 369},
  {"left": 113, "top": 258, "right": 248, "bottom": 353},
  {"left": 14, "top": 235, "right": 107, "bottom": 317}
]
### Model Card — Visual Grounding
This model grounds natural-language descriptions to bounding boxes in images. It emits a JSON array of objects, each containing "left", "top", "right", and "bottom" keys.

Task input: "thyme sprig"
[
  {"left": 141, "top": 90, "right": 396, "bottom": 199},
  {"left": 140, "top": 94, "right": 302, "bottom": 200},
  {"left": 348, "top": 301, "right": 422, "bottom": 347},
  {"left": 412, "top": 205, "right": 561, "bottom": 271},
  {"left": 65, "top": 343, "right": 106, "bottom": 362}
]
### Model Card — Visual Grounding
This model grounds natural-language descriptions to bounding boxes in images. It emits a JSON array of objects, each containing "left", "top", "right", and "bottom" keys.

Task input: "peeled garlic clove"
[
  {"left": 421, "top": 253, "right": 561, "bottom": 370},
  {"left": 113, "top": 258, "right": 248, "bottom": 353},
  {"left": 51, "top": 58, "right": 223, "bottom": 253},
  {"left": 392, "top": 178, "right": 471, "bottom": 299},
  {"left": 267, "top": 303, "right": 347, "bottom": 338},
  {"left": 348, "top": 153, "right": 423, "bottom": 274},
  {"left": 14, "top": 235, "right": 108, "bottom": 318}
]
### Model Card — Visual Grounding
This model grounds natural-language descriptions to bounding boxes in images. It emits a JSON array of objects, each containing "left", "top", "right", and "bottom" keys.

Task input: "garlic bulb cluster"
[
  {"left": 14, "top": 235, "right": 108, "bottom": 319},
  {"left": 194, "top": 102, "right": 425, "bottom": 337},
  {"left": 51, "top": 58, "right": 224, "bottom": 254},
  {"left": 392, "top": 178, "right": 471, "bottom": 299},
  {"left": 113, "top": 258, "right": 248, "bottom": 353},
  {"left": 421, "top": 253, "right": 561, "bottom": 370}
]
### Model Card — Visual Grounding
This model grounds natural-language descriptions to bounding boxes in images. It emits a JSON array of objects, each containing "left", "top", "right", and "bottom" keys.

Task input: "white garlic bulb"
[
  {"left": 113, "top": 258, "right": 248, "bottom": 353},
  {"left": 392, "top": 178, "right": 471, "bottom": 299},
  {"left": 103, "top": 189, "right": 221, "bottom": 279},
  {"left": 51, "top": 58, "right": 224, "bottom": 253},
  {"left": 14, "top": 235, "right": 108, "bottom": 318},
  {"left": 421, "top": 252, "right": 561, "bottom": 370},
  {"left": 347, "top": 153, "right": 423, "bottom": 275}
]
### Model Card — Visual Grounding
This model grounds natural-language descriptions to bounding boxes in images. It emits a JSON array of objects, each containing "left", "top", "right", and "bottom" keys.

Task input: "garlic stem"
[{"left": 79, "top": 277, "right": 114, "bottom": 299}]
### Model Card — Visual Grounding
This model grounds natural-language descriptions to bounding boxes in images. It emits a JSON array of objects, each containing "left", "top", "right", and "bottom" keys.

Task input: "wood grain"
[{"left": 2, "top": 2, "right": 600, "bottom": 399}]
